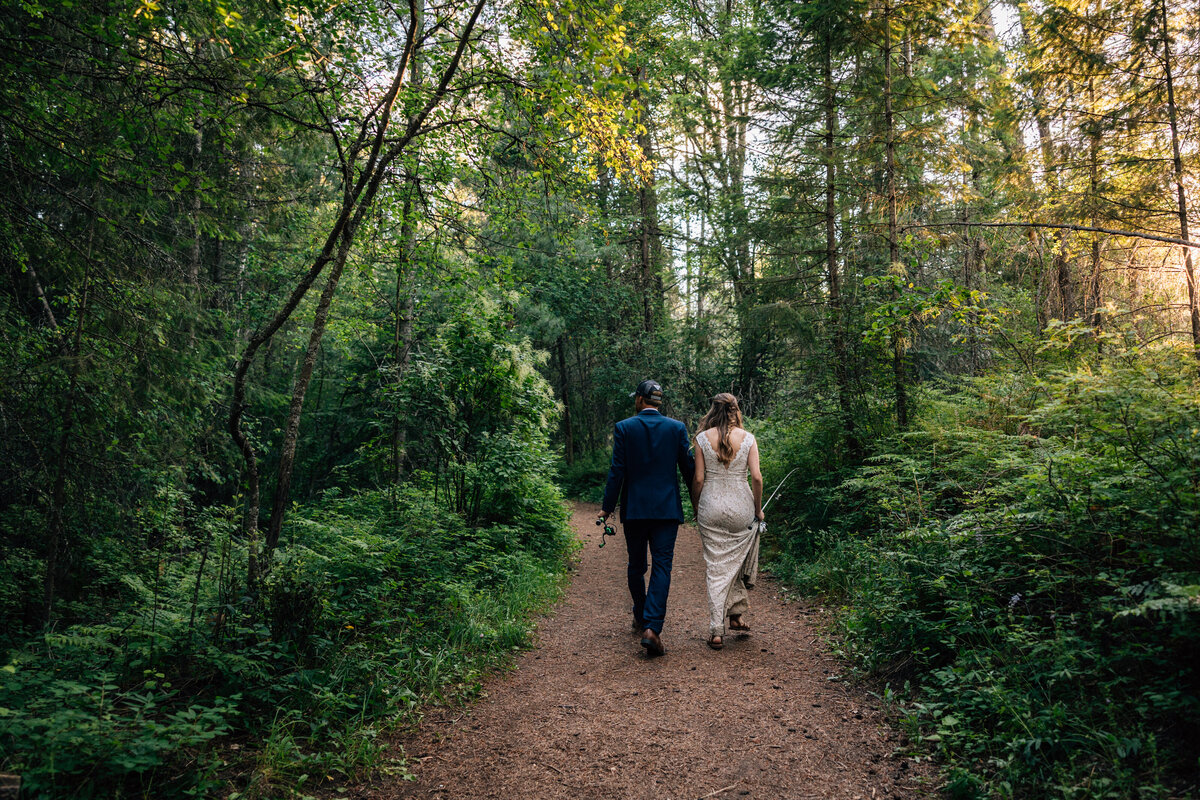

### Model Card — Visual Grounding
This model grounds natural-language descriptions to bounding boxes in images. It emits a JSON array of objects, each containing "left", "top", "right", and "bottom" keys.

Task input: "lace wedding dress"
[{"left": 695, "top": 430, "right": 760, "bottom": 637}]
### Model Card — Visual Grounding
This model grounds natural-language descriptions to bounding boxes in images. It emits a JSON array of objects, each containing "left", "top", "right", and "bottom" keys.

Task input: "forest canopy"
[{"left": 0, "top": 0, "right": 1198, "bottom": 793}]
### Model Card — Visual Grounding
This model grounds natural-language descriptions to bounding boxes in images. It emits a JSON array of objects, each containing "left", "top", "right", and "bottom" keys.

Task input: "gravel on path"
[{"left": 356, "top": 503, "right": 936, "bottom": 800}]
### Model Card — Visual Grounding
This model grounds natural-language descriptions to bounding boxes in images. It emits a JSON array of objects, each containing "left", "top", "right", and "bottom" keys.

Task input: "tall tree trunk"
[
  {"left": 556, "top": 337, "right": 574, "bottom": 465},
  {"left": 266, "top": 226, "right": 356, "bottom": 553},
  {"left": 824, "top": 34, "right": 859, "bottom": 459},
  {"left": 188, "top": 114, "right": 204, "bottom": 288},
  {"left": 1160, "top": 0, "right": 1200, "bottom": 357},
  {"left": 43, "top": 227, "right": 90, "bottom": 624},
  {"left": 1126, "top": 243, "right": 1144, "bottom": 341},
  {"left": 637, "top": 185, "right": 655, "bottom": 333},
  {"left": 635, "top": 64, "right": 660, "bottom": 334},
  {"left": 1086, "top": 78, "right": 1104, "bottom": 337},
  {"left": 391, "top": 244, "right": 416, "bottom": 485},
  {"left": 597, "top": 161, "right": 616, "bottom": 290},
  {"left": 962, "top": 171, "right": 980, "bottom": 372},
  {"left": 572, "top": 344, "right": 595, "bottom": 451},
  {"left": 961, "top": 50, "right": 984, "bottom": 375},
  {"left": 233, "top": 154, "right": 255, "bottom": 339},
  {"left": 1017, "top": 1, "right": 1072, "bottom": 322},
  {"left": 392, "top": 0, "right": 424, "bottom": 486},
  {"left": 26, "top": 261, "right": 58, "bottom": 328},
  {"left": 1056, "top": 231, "right": 1075, "bottom": 320},
  {"left": 685, "top": 158, "right": 693, "bottom": 326},
  {"left": 186, "top": 37, "right": 206, "bottom": 289},
  {"left": 884, "top": 0, "right": 908, "bottom": 429},
  {"left": 697, "top": 210, "right": 706, "bottom": 320},
  {"left": 731, "top": 79, "right": 757, "bottom": 402}
]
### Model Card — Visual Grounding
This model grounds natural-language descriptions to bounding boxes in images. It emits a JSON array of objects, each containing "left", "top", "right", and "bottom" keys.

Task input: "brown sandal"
[
  {"left": 707, "top": 635, "right": 724, "bottom": 650},
  {"left": 729, "top": 615, "right": 750, "bottom": 631}
]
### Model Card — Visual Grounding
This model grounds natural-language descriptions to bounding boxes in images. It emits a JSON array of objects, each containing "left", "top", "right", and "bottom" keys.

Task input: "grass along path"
[{"left": 351, "top": 503, "right": 936, "bottom": 800}]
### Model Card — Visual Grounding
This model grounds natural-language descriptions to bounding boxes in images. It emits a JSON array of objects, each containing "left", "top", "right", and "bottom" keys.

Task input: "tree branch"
[{"left": 907, "top": 220, "right": 1198, "bottom": 249}]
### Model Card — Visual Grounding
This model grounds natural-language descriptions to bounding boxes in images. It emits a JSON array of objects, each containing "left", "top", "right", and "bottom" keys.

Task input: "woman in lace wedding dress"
[{"left": 693, "top": 393, "right": 764, "bottom": 650}]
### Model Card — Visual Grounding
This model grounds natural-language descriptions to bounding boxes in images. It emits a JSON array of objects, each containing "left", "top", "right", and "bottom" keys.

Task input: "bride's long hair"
[{"left": 698, "top": 393, "right": 744, "bottom": 466}]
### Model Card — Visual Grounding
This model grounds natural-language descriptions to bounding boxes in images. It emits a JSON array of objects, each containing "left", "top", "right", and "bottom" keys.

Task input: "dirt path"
[{"left": 361, "top": 504, "right": 935, "bottom": 800}]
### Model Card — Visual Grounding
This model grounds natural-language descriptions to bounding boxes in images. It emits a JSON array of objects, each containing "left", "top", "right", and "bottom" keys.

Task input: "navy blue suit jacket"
[{"left": 601, "top": 409, "right": 695, "bottom": 523}]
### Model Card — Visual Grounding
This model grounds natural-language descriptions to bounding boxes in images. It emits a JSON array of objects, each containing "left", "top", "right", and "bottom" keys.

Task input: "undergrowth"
[
  {"left": 766, "top": 344, "right": 1200, "bottom": 799},
  {"left": 556, "top": 451, "right": 612, "bottom": 503},
  {"left": 0, "top": 484, "right": 573, "bottom": 799}
]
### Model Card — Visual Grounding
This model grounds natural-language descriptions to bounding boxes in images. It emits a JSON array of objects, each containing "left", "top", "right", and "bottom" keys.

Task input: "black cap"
[{"left": 630, "top": 379, "right": 664, "bottom": 404}]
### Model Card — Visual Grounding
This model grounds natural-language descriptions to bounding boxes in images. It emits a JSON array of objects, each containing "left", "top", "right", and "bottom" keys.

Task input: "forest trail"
[{"left": 361, "top": 503, "right": 935, "bottom": 800}]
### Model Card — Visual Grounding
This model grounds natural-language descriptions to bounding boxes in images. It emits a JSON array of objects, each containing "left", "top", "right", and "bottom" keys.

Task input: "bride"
[{"left": 692, "top": 393, "right": 764, "bottom": 650}]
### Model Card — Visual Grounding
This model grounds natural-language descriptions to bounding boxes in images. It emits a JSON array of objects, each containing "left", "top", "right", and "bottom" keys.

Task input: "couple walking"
[{"left": 597, "top": 379, "right": 764, "bottom": 655}]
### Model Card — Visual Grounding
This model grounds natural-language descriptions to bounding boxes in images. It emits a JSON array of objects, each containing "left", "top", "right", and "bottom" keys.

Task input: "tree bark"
[
  {"left": 391, "top": 218, "right": 417, "bottom": 485},
  {"left": 556, "top": 337, "right": 574, "bottom": 465},
  {"left": 233, "top": 154, "right": 255, "bottom": 339},
  {"left": 729, "top": 76, "right": 757, "bottom": 403},
  {"left": 1086, "top": 78, "right": 1104, "bottom": 337},
  {"left": 697, "top": 210, "right": 706, "bottom": 320},
  {"left": 962, "top": 173, "right": 979, "bottom": 372},
  {"left": 188, "top": 114, "right": 204, "bottom": 288},
  {"left": 392, "top": 0, "right": 424, "bottom": 486},
  {"left": 1160, "top": 0, "right": 1200, "bottom": 357},
  {"left": 1016, "top": 1, "right": 1072, "bottom": 322},
  {"left": 597, "top": 160, "right": 616, "bottom": 291},
  {"left": 26, "top": 261, "right": 58, "bottom": 328},
  {"left": 635, "top": 64, "right": 660, "bottom": 334},
  {"left": 266, "top": 227, "right": 356, "bottom": 552},
  {"left": 1056, "top": 227, "right": 1075, "bottom": 320},
  {"left": 685, "top": 152, "right": 693, "bottom": 326},
  {"left": 43, "top": 231, "right": 90, "bottom": 624},
  {"left": 393, "top": 247, "right": 417, "bottom": 484},
  {"left": 883, "top": 0, "right": 908, "bottom": 429},
  {"left": 824, "top": 32, "right": 859, "bottom": 459}
]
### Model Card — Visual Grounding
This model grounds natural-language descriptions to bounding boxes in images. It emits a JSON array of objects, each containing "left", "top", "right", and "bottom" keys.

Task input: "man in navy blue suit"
[{"left": 599, "top": 379, "right": 695, "bottom": 656}]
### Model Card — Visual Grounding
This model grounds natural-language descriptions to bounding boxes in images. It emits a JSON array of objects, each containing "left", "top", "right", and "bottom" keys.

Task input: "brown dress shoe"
[{"left": 640, "top": 628, "right": 665, "bottom": 656}]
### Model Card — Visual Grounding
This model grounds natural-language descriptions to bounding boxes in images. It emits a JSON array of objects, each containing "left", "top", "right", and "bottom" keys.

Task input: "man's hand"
[{"left": 598, "top": 510, "right": 610, "bottom": 524}]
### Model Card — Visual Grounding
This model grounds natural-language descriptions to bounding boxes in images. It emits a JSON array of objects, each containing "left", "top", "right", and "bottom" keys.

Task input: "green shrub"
[
  {"left": 768, "top": 345, "right": 1200, "bottom": 798},
  {"left": 0, "top": 667, "right": 236, "bottom": 798},
  {"left": 0, "top": 484, "right": 573, "bottom": 798},
  {"left": 556, "top": 451, "right": 612, "bottom": 502}
]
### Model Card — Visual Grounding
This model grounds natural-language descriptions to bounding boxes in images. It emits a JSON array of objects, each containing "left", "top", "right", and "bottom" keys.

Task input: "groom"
[{"left": 599, "top": 379, "right": 695, "bottom": 656}]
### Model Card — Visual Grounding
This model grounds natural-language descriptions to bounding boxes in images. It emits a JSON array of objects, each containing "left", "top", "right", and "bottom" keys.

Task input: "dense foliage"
[
  {"left": 766, "top": 345, "right": 1200, "bottom": 797},
  {"left": 1, "top": 486, "right": 572, "bottom": 797},
  {"left": 2, "top": 0, "right": 1198, "bottom": 791},
  {"left": 0, "top": 0, "right": 605, "bottom": 792}
]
